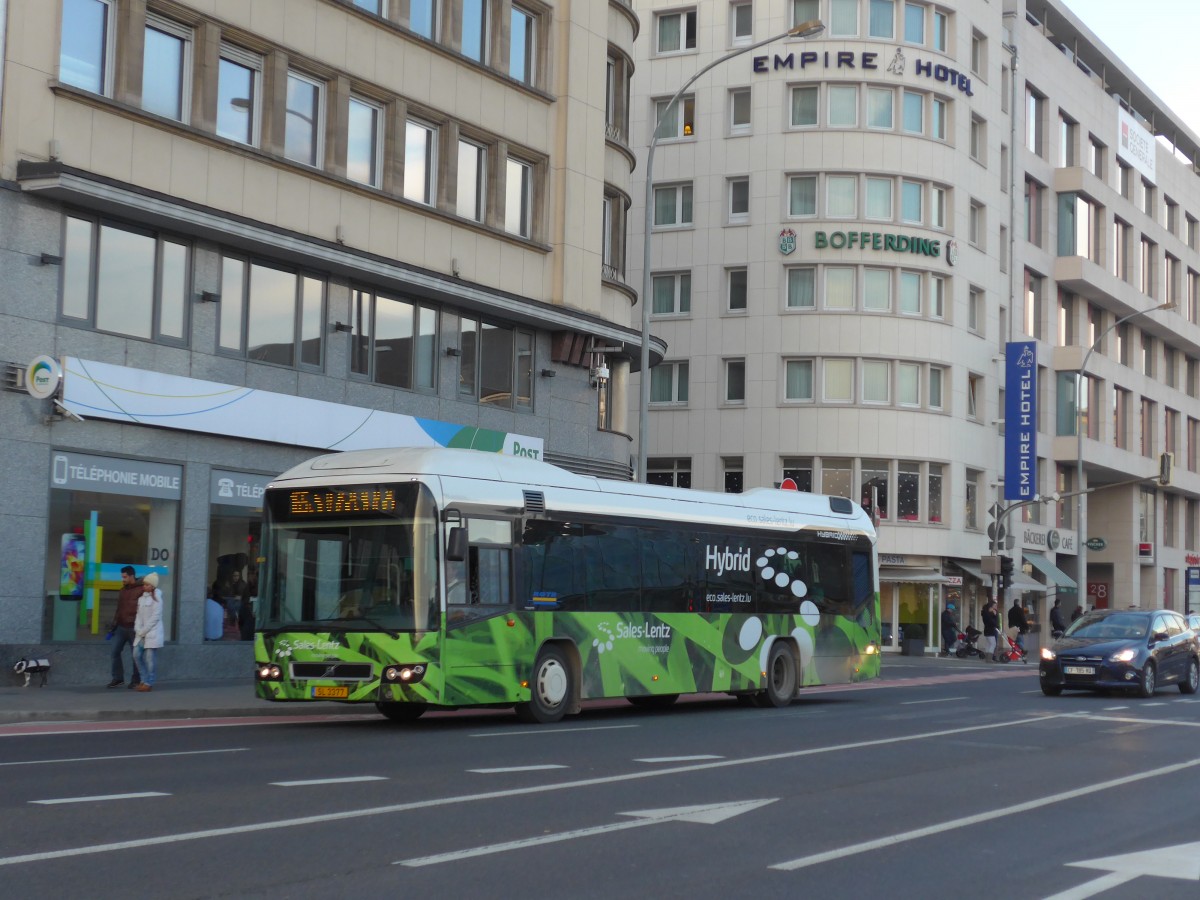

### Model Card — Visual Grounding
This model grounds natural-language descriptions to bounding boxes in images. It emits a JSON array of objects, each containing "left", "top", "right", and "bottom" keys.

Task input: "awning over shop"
[
  {"left": 879, "top": 567, "right": 947, "bottom": 584},
  {"left": 1023, "top": 553, "right": 1077, "bottom": 591},
  {"left": 951, "top": 558, "right": 1047, "bottom": 593}
]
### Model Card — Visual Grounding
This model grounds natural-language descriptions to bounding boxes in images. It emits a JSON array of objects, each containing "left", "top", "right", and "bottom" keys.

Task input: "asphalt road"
[{"left": 3, "top": 658, "right": 1199, "bottom": 899}]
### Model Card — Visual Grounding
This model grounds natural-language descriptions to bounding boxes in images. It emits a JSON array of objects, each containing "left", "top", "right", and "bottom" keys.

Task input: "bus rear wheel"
[
  {"left": 516, "top": 645, "right": 572, "bottom": 724},
  {"left": 756, "top": 642, "right": 797, "bottom": 708},
  {"left": 375, "top": 701, "right": 426, "bottom": 722}
]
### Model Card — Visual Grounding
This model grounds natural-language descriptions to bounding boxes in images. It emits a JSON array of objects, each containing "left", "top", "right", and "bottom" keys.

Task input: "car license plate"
[
  {"left": 311, "top": 686, "right": 349, "bottom": 699},
  {"left": 1063, "top": 666, "right": 1094, "bottom": 676}
]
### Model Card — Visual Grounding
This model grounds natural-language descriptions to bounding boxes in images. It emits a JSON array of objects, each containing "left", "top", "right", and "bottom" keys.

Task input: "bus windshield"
[{"left": 259, "top": 483, "right": 440, "bottom": 633}]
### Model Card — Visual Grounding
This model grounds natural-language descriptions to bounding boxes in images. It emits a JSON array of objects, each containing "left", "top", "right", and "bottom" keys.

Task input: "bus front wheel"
[
  {"left": 516, "top": 645, "right": 572, "bottom": 724},
  {"left": 756, "top": 642, "right": 797, "bottom": 708},
  {"left": 375, "top": 701, "right": 426, "bottom": 722}
]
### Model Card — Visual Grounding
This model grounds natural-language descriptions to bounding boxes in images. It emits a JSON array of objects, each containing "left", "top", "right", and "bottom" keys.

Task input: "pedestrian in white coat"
[{"left": 133, "top": 572, "right": 165, "bottom": 691}]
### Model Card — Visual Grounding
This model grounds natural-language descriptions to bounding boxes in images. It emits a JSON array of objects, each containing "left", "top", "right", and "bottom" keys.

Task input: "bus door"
[{"left": 443, "top": 517, "right": 522, "bottom": 675}]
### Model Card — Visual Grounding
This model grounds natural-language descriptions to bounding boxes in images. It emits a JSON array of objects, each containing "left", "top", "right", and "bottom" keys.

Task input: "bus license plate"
[
  {"left": 311, "top": 686, "right": 349, "bottom": 699},
  {"left": 1063, "top": 666, "right": 1094, "bottom": 676}
]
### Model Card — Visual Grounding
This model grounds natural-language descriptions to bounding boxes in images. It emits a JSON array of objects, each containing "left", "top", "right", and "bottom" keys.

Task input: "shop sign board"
[
  {"left": 50, "top": 450, "right": 182, "bottom": 500},
  {"left": 211, "top": 470, "right": 272, "bottom": 508}
]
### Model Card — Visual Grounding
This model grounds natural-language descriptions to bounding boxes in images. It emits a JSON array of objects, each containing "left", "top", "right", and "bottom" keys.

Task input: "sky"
[{"left": 1060, "top": 0, "right": 1200, "bottom": 136}]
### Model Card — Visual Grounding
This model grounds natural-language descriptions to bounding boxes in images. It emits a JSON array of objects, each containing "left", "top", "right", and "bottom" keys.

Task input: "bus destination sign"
[{"left": 287, "top": 487, "right": 397, "bottom": 518}]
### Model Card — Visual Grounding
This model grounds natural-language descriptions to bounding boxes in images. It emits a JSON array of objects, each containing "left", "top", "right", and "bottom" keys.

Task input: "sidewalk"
[{"left": 0, "top": 678, "right": 359, "bottom": 724}]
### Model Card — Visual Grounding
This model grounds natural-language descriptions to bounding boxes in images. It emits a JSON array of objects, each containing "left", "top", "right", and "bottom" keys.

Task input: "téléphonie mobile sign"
[{"left": 1004, "top": 342, "right": 1037, "bottom": 501}]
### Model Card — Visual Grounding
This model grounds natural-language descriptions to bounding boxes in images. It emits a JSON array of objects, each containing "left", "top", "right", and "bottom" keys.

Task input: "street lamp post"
[
  {"left": 636, "top": 18, "right": 825, "bottom": 482},
  {"left": 1074, "top": 301, "right": 1173, "bottom": 607}
]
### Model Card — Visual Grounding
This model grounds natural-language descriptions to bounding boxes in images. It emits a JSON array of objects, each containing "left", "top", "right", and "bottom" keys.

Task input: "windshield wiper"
[{"left": 322, "top": 614, "right": 400, "bottom": 639}]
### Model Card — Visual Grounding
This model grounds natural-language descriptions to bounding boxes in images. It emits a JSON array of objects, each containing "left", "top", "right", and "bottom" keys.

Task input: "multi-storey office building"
[
  {"left": 0, "top": 0, "right": 647, "bottom": 678},
  {"left": 630, "top": 0, "right": 1200, "bottom": 648}
]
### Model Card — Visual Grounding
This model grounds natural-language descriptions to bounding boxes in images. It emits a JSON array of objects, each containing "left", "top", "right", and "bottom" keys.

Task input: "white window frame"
[
  {"left": 729, "top": 87, "right": 752, "bottom": 134},
  {"left": 651, "top": 271, "right": 691, "bottom": 316},
  {"left": 865, "top": 176, "right": 893, "bottom": 220},
  {"left": 790, "top": 85, "right": 819, "bottom": 128},
  {"left": 826, "top": 174, "right": 857, "bottom": 218},
  {"left": 727, "top": 267, "right": 748, "bottom": 312},
  {"left": 60, "top": 0, "right": 115, "bottom": 96},
  {"left": 862, "top": 359, "right": 891, "bottom": 404},
  {"left": 510, "top": 4, "right": 536, "bottom": 85},
  {"left": 730, "top": 2, "right": 753, "bottom": 46},
  {"left": 655, "top": 95, "right": 696, "bottom": 141},
  {"left": 863, "top": 268, "right": 891, "bottom": 311},
  {"left": 656, "top": 9, "right": 698, "bottom": 55},
  {"left": 457, "top": 137, "right": 487, "bottom": 221},
  {"left": 650, "top": 360, "right": 689, "bottom": 404},
  {"left": 345, "top": 95, "right": 384, "bottom": 188},
  {"left": 867, "top": 87, "right": 894, "bottom": 130},
  {"left": 216, "top": 44, "right": 263, "bottom": 147},
  {"left": 784, "top": 359, "right": 815, "bottom": 401},
  {"left": 142, "top": 13, "right": 193, "bottom": 122},
  {"left": 828, "top": 84, "right": 859, "bottom": 127},
  {"left": 653, "top": 183, "right": 693, "bottom": 228},
  {"left": 460, "top": 0, "right": 490, "bottom": 64},
  {"left": 728, "top": 176, "right": 750, "bottom": 223},
  {"left": 505, "top": 155, "right": 534, "bottom": 238},
  {"left": 823, "top": 358, "right": 854, "bottom": 403},
  {"left": 786, "top": 266, "right": 816, "bottom": 309},
  {"left": 284, "top": 70, "right": 325, "bottom": 168},
  {"left": 724, "top": 358, "right": 746, "bottom": 404}
]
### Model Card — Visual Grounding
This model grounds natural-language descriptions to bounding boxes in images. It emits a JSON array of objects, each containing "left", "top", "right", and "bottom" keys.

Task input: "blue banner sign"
[{"left": 1004, "top": 342, "right": 1037, "bottom": 501}]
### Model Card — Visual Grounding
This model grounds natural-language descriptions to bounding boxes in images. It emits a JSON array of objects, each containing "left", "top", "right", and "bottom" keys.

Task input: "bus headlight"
[
  {"left": 383, "top": 664, "right": 427, "bottom": 684},
  {"left": 256, "top": 664, "right": 283, "bottom": 681}
]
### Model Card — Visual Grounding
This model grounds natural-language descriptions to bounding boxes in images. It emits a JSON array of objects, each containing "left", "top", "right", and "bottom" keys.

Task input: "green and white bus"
[{"left": 254, "top": 448, "right": 880, "bottom": 723}]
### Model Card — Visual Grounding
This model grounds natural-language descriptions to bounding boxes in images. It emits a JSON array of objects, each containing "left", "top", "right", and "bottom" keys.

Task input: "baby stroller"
[
  {"left": 955, "top": 626, "right": 985, "bottom": 659},
  {"left": 995, "top": 628, "right": 1028, "bottom": 664}
]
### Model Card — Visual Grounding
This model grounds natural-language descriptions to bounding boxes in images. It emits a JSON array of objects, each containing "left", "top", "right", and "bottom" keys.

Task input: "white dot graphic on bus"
[
  {"left": 755, "top": 548, "right": 808, "bottom": 598},
  {"left": 593, "top": 623, "right": 615, "bottom": 654},
  {"left": 738, "top": 617, "right": 763, "bottom": 651}
]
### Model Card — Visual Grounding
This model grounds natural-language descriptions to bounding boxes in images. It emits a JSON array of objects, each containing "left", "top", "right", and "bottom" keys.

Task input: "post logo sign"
[
  {"left": 1004, "top": 342, "right": 1037, "bottom": 501},
  {"left": 26, "top": 355, "right": 62, "bottom": 400}
]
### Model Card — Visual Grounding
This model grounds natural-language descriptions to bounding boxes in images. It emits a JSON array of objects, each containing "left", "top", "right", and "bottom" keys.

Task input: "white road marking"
[
  {"left": 900, "top": 696, "right": 967, "bottom": 705},
  {"left": 397, "top": 800, "right": 777, "bottom": 867},
  {"left": 30, "top": 792, "right": 169, "bottom": 805},
  {"left": 1103, "top": 706, "right": 1129, "bottom": 711},
  {"left": 471, "top": 724, "right": 639, "bottom": 737},
  {"left": 270, "top": 776, "right": 387, "bottom": 787},
  {"left": 769, "top": 756, "right": 1200, "bottom": 872},
  {"left": 1042, "top": 872, "right": 1139, "bottom": 900},
  {"left": 1046, "top": 839, "right": 1200, "bottom": 898},
  {"left": 468, "top": 765, "right": 567, "bottom": 774},
  {"left": 0, "top": 713, "right": 1076, "bottom": 868},
  {"left": 0, "top": 748, "right": 247, "bottom": 767},
  {"left": 635, "top": 755, "right": 724, "bottom": 763}
]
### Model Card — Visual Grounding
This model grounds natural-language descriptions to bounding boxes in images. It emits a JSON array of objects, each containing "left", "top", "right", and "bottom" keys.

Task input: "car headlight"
[
  {"left": 1110, "top": 648, "right": 1137, "bottom": 662},
  {"left": 1040, "top": 647, "right": 1056, "bottom": 661}
]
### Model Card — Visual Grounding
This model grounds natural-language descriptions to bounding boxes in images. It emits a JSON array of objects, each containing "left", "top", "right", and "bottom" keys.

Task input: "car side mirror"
[
  {"left": 446, "top": 526, "right": 468, "bottom": 562},
  {"left": 1151, "top": 630, "right": 1169, "bottom": 643}
]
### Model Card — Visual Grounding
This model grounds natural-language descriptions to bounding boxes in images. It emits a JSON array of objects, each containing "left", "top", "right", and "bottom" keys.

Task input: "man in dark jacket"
[
  {"left": 1008, "top": 599, "right": 1030, "bottom": 651},
  {"left": 939, "top": 603, "right": 959, "bottom": 656},
  {"left": 982, "top": 599, "right": 1001, "bottom": 661},
  {"left": 108, "top": 565, "right": 143, "bottom": 688},
  {"left": 1049, "top": 598, "right": 1067, "bottom": 636}
]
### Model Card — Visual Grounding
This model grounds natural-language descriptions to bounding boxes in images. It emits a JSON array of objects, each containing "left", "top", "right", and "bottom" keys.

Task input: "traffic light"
[{"left": 999, "top": 555, "right": 1014, "bottom": 590}]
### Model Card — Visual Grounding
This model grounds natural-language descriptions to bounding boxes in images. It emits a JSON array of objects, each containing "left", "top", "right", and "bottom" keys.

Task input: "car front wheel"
[{"left": 1137, "top": 661, "right": 1157, "bottom": 698}]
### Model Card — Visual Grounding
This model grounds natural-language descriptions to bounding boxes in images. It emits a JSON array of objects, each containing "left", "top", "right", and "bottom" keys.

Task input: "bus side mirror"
[{"left": 446, "top": 527, "right": 468, "bottom": 562}]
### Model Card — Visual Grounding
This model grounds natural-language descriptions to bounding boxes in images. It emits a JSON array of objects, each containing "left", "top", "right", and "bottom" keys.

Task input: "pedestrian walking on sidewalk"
[
  {"left": 982, "top": 598, "right": 1001, "bottom": 661},
  {"left": 107, "top": 566, "right": 142, "bottom": 689},
  {"left": 133, "top": 572, "right": 165, "bottom": 692},
  {"left": 940, "top": 604, "right": 958, "bottom": 656}
]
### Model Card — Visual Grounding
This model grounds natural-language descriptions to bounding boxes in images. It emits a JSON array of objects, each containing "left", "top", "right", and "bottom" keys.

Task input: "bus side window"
[{"left": 447, "top": 518, "right": 514, "bottom": 624}]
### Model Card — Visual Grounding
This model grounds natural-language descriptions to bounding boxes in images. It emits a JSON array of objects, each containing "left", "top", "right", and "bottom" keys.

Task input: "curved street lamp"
[
  {"left": 636, "top": 19, "right": 825, "bottom": 482},
  {"left": 1073, "top": 301, "right": 1173, "bottom": 606}
]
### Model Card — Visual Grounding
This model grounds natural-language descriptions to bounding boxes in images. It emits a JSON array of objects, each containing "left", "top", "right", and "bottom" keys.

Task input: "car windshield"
[{"left": 1065, "top": 613, "right": 1148, "bottom": 640}]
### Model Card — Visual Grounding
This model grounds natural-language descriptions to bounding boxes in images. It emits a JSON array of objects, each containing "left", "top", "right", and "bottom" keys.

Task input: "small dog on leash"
[{"left": 12, "top": 658, "right": 51, "bottom": 687}]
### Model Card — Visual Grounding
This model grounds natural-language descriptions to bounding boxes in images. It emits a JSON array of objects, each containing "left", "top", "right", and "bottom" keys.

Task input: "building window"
[
  {"left": 727, "top": 267, "right": 748, "bottom": 311},
  {"left": 652, "top": 272, "right": 691, "bottom": 315},
  {"left": 967, "top": 374, "right": 982, "bottom": 420},
  {"left": 1024, "top": 178, "right": 1042, "bottom": 247},
  {"left": 869, "top": 0, "right": 895, "bottom": 38},
  {"left": 349, "top": 289, "right": 438, "bottom": 391},
  {"left": 1089, "top": 136, "right": 1105, "bottom": 179},
  {"left": 653, "top": 183, "right": 693, "bottom": 228},
  {"left": 731, "top": 2, "right": 753, "bottom": 44},
  {"left": 864, "top": 269, "right": 891, "bottom": 311},
  {"left": 61, "top": 0, "right": 113, "bottom": 95},
  {"left": 785, "top": 359, "right": 814, "bottom": 401},
  {"left": 902, "top": 90, "right": 923, "bottom": 133},
  {"left": 1113, "top": 218, "right": 1130, "bottom": 281},
  {"left": 828, "top": 85, "right": 858, "bottom": 127},
  {"left": 970, "top": 115, "right": 985, "bottom": 162},
  {"left": 601, "top": 191, "right": 626, "bottom": 280},
  {"left": 648, "top": 458, "right": 691, "bottom": 488},
  {"left": 457, "top": 139, "right": 486, "bottom": 221},
  {"left": 968, "top": 200, "right": 984, "bottom": 248},
  {"left": 929, "top": 366, "right": 944, "bottom": 409},
  {"left": 1059, "top": 112, "right": 1077, "bottom": 167},
  {"left": 1141, "top": 398, "right": 1155, "bottom": 457},
  {"left": 968, "top": 287, "right": 983, "bottom": 333},
  {"left": 931, "top": 97, "right": 946, "bottom": 140},
  {"left": 898, "top": 362, "right": 920, "bottom": 405},
  {"left": 903, "top": 2, "right": 924, "bottom": 43},
  {"left": 725, "top": 359, "right": 746, "bottom": 403},
  {"left": 655, "top": 95, "right": 696, "bottom": 140},
  {"left": 791, "top": 85, "right": 818, "bottom": 127},
  {"left": 348, "top": 97, "right": 379, "bottom": 187},
  {"left": 861, "top": 460, "right": 889, "bottom": 520},
  {"left": 505, "top": 156, "right": 534, "bottom": 238},
  {"left": 61, "top": 216, "right": 190, "bottom": 344},
  {"left": 829, "top": 0, "right": 859, "bottom": 35},
  {"left": 1113, "top": 386, "right": 1130, "bottom": 450},
  {"left": 827, "top": 174, "right": 857, "bottom": 217},
  {"left": 781, "top": 456, "right": 814, "bottom": 491},
  {"left": 1023, "top": 270, "right": 1043, "bottom": 339},
  {"left": 219, "top": 258, "right": 325, "bottom": 368},
  {"left": 867, "top": 88, "right": 893, "bottom": 129},
  {"left": 971, "top": 31, "right": 986, "bottom": 76},
  {"left": 965, "top": 469, "right": 981, "bottom": 529},
  {"left": 865, "top": 176, "right": 893, "bottom": 220},
  {"left": 932, "top": 9, "right": 947, "bottom": 50},
  {"left": 285, "top": 71, "right": 324, "bottom": 168},
  {"left": 217, "top": 45, "right": 262, "bottom": 146},
  {"left": 929, "top": 275, "right": 945, "bottom": 319},
  {"left": 1057, "top": 193, "right": 1097, "bottom": 261},
  {"left": 728, "top": 177, "right": 750, "bottom": 223},
  {"left": 650, "top": 362, "right": 689, "bottom": 404},
  {"left": 461, "top": 0, "right": 489, "bottom": 62},
  {"left": 788, "top": 175, "right": 817, "bottom": 217},
  {"left": 928, "top": 463, "right": 943, "bottom": 523},
  {"left": 895, "top": 461, "right": 920, "bottom": 520},
  {"left": 901, "top": 180, "right": 922, "bottom": 223},
  {"left": 142, "top": 14, "right": 191, "bottom": 122},
  {"left": 407, "top": 0, "right": 437, "bottom": 38},
  {"left": 825, "top": 267, "right": 855, "bottom": 310},
  {"left": 656, "top": 9, "right": 697, "bottom": 54},
  {"left": 786, "top": 267, "right": 815, "bottom": 309},
  {"left": 1026, "top": 87, "right": 1045, "bottom": 156},
  {"left": 457, "top": 316, "right": 533, "bottom": 410},
  {"left": 862, "top": 360, "right": 890, "bottom": 403},
  {"left": 931, "top": 186, "right": 947, "bottom": 229},
  {"left": 899, "top": 271, "right": 921, "bottom": 315},
  {"left": 820, "top": 459, "right": 853, "bottom": 497},
  {"left": 724, "top": 457, "right": 744, "bottom": 494},
  {"left": 510, "top": 5, "right": 536, "bottom": 84},
  {"left": 403, "top": 118, "right": 437, "bottom": 202},
  {"left": 791, "top": 0, "right": 818, "bottom": 28},
  {"left": 1141, "top": 237, "right": 1157, "bottom": 297},
  {"left": 352, "top": 0, "right": 385, "bottom": 13},
  {"left": 823, "top": 359, "right": 854, "bottom": 402},
  {"left": 730, "top": 88, "right": 751, "bottom": 133}
]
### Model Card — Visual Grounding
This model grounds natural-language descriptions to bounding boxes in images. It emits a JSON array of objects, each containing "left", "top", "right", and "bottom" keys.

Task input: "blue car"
[{"left": 1039, "top": 608, "right": 1200, "bottom": 697}]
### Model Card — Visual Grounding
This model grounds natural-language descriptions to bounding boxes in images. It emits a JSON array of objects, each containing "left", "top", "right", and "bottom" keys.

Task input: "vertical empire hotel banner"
[{"left": 1004, "top": 341, "right": 1037, "bottom": 501}]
